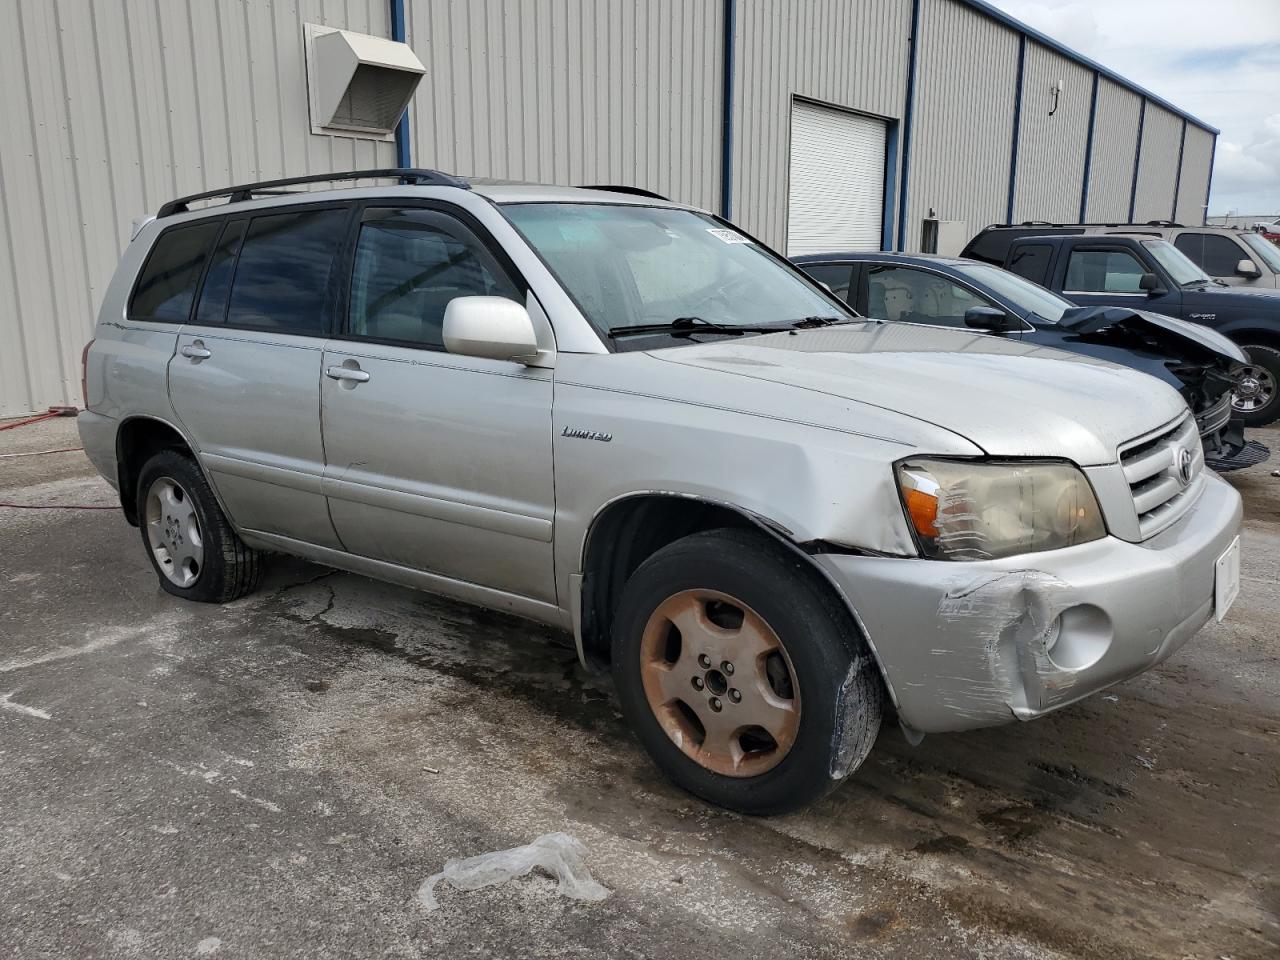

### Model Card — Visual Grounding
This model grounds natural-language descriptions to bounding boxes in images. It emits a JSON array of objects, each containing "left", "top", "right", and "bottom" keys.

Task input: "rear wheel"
[
  {"left": 1232, "top": 345, "right": 1280, "bottom": 426},
  {"left": 136, "top": 450, "right": 263, "bottom": 603},
  {"left": 611, "top": 528, "right": 883, "bottom": 815}
]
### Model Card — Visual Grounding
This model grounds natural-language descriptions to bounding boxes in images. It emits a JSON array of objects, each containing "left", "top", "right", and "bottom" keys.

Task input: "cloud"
[{"left": 988, "top": 0, "right": 1280, "bottom": 213}]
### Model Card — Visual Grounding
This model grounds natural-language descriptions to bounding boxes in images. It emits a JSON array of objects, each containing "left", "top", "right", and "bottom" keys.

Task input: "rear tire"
[
  {"left": 611, "top": 528, "right": 883, "bottom": 815},
  {"left": 1233, "top": 345, "right": 1280, "bottom": 427},
  {"left": 136, "top": 450, "right": 263, "bottom": 603}
]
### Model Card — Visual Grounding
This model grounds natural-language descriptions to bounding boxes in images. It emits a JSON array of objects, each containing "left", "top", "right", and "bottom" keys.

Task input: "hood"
[
  {"left": 651, "top": 322, "right": 1188, "bottom": 466},
  {"left": 1185, "top": 282, "right": 1280, "bottom": 308},
  {"left": 1058, "top": 306, "right": 1246, "bottom": 363}
]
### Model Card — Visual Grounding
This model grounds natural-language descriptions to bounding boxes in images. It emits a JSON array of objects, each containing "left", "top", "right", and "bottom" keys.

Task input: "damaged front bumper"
[{"left": 815, "top": 472, "right": 1242, "bottom": 735}]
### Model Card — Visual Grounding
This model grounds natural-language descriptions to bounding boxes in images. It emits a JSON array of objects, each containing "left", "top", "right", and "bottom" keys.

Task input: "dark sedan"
[{"left": 794, "top": 252, "right": 1268, "bottom": 472}]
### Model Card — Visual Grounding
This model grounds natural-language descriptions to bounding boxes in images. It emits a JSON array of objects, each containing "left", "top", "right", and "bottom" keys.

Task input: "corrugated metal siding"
[
  {"left": 905, "top": 0, "right": 1020, "bottom": 251},
  {"left": 1132, "top": 104, "right": 1182, "bottom": 222},
  {"left": 0, "top": 0, "right": 395, "bottom": 416},
  {"left": 1083, "top": 78, "right": 1141, "bottom": 222},
  {"left": 1175, "top": 124, "right": 1215, "bottom": 226},
  {"left": 1012, "top": 42, "right": 1092, "bottom": 223},
  {"left": 730, "top": 0, "right": 911, "bottom": 249},
  {"left": 403, "top": 0, "right": 723, "bottom": 216}
]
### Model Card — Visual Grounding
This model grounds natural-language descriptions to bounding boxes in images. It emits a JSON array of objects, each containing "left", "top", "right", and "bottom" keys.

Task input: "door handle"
[
  {"left": 180, "top": 341, "right": 211, "bottom": 360},
  {"left": 326, "top": 365, "right": 371, "bottom": 383}
]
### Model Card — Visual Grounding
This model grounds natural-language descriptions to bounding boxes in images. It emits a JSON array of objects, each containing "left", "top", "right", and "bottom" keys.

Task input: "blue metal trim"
[
  {"left": 720, "top": 0, "right": 736, "bottom": 218},
  {"left": 1204, "top": 135, "right": 1217, "bottom": 225},
  {"left": 1128, "top": 98, "right": 1146, "bottom": 221},
  {"left": 1078, "top": 71, "right": 1099, "bottom": 222},
  {"left": 389, "top": 0, "right": 411, "bottom": 169},
  {"left": 895, "top": 0, "right": 921, "bottom": 251},
  {"left": 1006, "top": 34, "right": 1026, "bottom": 224},
  {"left": 1171, "top": 119, "right": 1187, "bottom": 220},
  {"left": 956, "top": 0, "right": 1218, "bottom": 135},
  {"left": 881, "top": 119, "right": 899, "bottom": 251}
]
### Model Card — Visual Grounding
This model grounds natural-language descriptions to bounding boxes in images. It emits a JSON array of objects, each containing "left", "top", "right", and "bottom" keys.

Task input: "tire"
[
  {"left": 1233, "top": 345, "right": 1280, "bottom": 427},
  {"left": 611, "top": 528, "right": 883, "bottom": 815},
  {"left": 135, "top": 449, "right": 263, "bottom": 603}
]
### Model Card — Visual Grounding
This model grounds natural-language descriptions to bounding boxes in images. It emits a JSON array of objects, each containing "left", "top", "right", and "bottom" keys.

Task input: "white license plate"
[{"left": 1214, "top": 536, "right": 1241, "bottom": 622}]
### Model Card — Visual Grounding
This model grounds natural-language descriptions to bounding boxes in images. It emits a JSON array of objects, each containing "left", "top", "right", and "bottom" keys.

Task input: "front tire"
[
  {"left": 136, "top": 450, "right": 263, "bottom": 603},
  {"left": 1233, "top": 345, "right": 1280, "bottom": 426},
  {"left": 611, "top": 528, "right": 883, "bottom": 815}
]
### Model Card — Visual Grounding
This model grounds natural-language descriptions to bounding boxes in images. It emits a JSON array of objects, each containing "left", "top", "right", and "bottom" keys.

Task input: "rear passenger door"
[
  {"left": 319, "top": 204, "right": 556, "bottom": 604},
  {"left": 169, "top": 204, "right": 352, "bottom": 549}
]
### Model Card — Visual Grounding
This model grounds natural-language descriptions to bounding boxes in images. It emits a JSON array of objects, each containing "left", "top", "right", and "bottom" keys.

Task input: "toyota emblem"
[{"left": 1176, "top": 447, "right": 1194, "bottom": 485}]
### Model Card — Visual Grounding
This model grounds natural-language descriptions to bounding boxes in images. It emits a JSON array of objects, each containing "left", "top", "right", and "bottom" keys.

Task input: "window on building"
[
  {"left": 1005, "top": 244, "right": 1053, "bottom": 286},
  {"left": 347, "top": 209, "right": 520, "bottom": 348},
  {"left": 799, "top": 263, "right": 855, "bottom": 302},
  {"left": 128, "top": 221, "right": 221, "bottom": 323},
  {"left": 225, "top": 209, "right": 349, "bottom": 335},
  {"left": 1064, "top": 249, "right": 1147, "bottom": 293},
  {"left": 865, "top": 265, "right": 992, "bottom": 327},
  {"left": 1174, "top": 232, "right": 1249, "bottom": 277}
]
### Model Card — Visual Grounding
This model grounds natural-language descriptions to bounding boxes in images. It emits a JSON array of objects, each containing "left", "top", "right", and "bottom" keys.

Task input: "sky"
[{"left": 986, "top": 0, "right": 1280, "bottom": 216}]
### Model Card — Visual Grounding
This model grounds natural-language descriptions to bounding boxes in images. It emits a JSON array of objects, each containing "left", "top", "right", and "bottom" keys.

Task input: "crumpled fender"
[{"left": 1059, "top": 306, "right": 1246, "bottom": 363}]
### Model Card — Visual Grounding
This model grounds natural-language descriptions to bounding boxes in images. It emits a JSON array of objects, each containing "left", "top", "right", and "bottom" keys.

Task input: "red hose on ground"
[
  {"left": 0, "top": 406, "right": 79, "bottom": 432},
  {"left": 0, "top": 503, "right": 118, "bottom": 511}
]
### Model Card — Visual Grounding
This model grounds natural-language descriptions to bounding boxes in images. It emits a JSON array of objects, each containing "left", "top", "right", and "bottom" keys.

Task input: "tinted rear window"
[
  {"left": 1005, "top": 243, "right": 1053, "bottom": 285},
  {"left": 962, "top": 227, "right": 1082, "bottom": 265},
  {"left": 225, "top": 209, "right": 347, "bottom": 335},
  {"left": 128, "top": 221, "right": 221, "bottom": 322}
]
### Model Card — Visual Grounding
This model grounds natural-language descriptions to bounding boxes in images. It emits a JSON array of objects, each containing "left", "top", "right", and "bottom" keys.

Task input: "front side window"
[
  {"left": 501, "top": 203, "right": 847, "bottom": 338},
  {"left": 1142, "top": 239, "right": 1209, "bottom": 286},
  {"left": 800, "top": 262, "right": 855, "bottom": 302},
  {"left": 1242, "top": 232, "right": 1280, "bottom": 273},
  {"left": 1174, "top": 232, "right": 1248, "bottom": 276},
  {"left": 225, "top": 208, "right": 348, "bottom": 335},
  {"left": 864, "top": 265, "right": 991, "bottom": 327},
  {"left": 954, "top": 263, "right": 1073, "bottom": 323},
  {"left": 128, "top": 221, "right": 221, "bottom": 322},
  {"left": 1064, "top": 249, "right": 1147, "bottom": 293},
  {"left": 347, "top": 209, "right": 520, "bottom": 348}
]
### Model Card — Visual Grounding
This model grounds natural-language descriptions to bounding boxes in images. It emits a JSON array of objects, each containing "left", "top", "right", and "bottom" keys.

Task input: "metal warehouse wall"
[
  {"left": 1132, "top": 104, "right": 1183, "bottom": 222},
  {"left": 0, "top": 0, "right": 396, "bottom": 417},
  {"left": 1176, "top": 125, "right": 1214, "bottom": 225},
  {"left": 1011, "top": 42, "right": 1092, "bottom": 223},
  {"left": 1083, "top": 78, "right": 1142, "bottom": 222},
  {"left": 728, "top": 0, "right": 911, "bottom": 249},
  {"left": 403, "top": 0, "right": 723, "bottom": 214},
  {"left": 905, "top": 0, "right": 1020, "bottom": 251}
]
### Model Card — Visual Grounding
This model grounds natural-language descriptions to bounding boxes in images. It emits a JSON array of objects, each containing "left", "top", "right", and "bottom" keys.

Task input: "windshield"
[
  {"left": 501, "top": 203, "right": 851, "bottom": 337},
  {"left": 953, "top": 262, "right": 1074, "bottom": 323},
  {"left": 1242, "top": 233, "right": 1280, "bottom": 273},
  {"left": 1142, "top": 239, "right": 1210, "bottom": 285}
]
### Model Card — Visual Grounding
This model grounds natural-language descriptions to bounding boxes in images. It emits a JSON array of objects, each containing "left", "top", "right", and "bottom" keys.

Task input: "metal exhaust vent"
[{"left": 305, "top": 23, "right": 425, "bottom": 139}]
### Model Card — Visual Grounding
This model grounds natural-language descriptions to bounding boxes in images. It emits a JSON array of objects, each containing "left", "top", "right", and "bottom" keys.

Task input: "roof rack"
[
  {"left": 156, "top": 168, "right": 469, "bottom": 217},
  {"left": 1001, "top": 219, "right": 1185, "bottom": 229},
  {"left": 576, "top": 184, "right": 669, "bottom": 201}
]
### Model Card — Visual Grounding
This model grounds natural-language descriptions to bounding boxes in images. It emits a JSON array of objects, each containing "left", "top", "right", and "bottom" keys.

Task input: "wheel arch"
[
  {"left": 575, "top": 492, "right": 898, "bottom": 707},
  {"left": 114, "top": 415, "right": 199, "bottom": 525}
]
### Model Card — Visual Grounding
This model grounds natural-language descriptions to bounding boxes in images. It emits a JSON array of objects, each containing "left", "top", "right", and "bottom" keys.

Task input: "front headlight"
[{"left": 895, "top": 458, "right": 1106, "bottom": 561}]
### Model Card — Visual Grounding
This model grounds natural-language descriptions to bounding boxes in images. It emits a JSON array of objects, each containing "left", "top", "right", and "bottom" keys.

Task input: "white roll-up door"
[{"left": 786, "top": 100, "right": 887, "bottom": 255}]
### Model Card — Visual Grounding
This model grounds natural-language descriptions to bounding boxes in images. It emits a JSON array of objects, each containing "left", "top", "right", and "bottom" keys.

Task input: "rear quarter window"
[
  {"left": 1005, "top": 243, "right": 1053, "bottom": 285},
  {"left": 128, "top": 220, "right": 221, "bottom": 322}
]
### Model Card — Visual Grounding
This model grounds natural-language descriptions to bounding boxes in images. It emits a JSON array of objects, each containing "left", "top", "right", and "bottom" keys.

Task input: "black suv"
[{"left": 962, "top": 227, "right": 1280, "bottom": 425}]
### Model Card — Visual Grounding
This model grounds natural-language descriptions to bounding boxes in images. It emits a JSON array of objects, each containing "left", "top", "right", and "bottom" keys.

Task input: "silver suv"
[{"left": 80, "top": 170, "right": 1243, "bottom": 814}]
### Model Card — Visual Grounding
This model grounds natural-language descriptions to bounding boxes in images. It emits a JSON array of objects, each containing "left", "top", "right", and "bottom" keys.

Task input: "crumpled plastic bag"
[{"left": 417, "top": 832, "right": 611, "bottom": 911}]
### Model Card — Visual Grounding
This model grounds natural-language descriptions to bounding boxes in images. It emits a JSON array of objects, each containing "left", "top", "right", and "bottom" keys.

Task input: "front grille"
[
  {"left": 1194, "top": 393, "right": 1232, "bottom": 437},
  {"left": 1120, "top": 415, "right": 1205, "bottom": 540}
]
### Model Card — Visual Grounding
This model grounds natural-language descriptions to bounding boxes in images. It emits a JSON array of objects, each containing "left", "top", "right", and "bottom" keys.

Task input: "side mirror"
[
  {"left": 1236, "top": 258, "right": 1261, "bottom": 278},
  {"left": 1138, "top": 272, "right": 1165, "bottom": 295},
  {"left": 964, "top": 306, "right": 1021, "bottom": 332},
  {"left": 443, "top": 297, "right": 544, "bottom": 365}
]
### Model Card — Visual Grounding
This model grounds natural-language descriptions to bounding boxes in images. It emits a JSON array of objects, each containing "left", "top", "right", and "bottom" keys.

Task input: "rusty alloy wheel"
[{"left": 639, "top": 588, "right": 801, "bottom": 777}]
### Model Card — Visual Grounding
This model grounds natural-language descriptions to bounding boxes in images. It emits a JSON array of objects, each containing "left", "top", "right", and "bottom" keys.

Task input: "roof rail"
[
  {"left": 576, "top": 184, "right": 669, "bottom": 201},
  {"left": 993, "top": 219, "right": 1186, "bottom": 230},
  {"left": 156, "top": 168, "right": 469, "bottom": 217}
]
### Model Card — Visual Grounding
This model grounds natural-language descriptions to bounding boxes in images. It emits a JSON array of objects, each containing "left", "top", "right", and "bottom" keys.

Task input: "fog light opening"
[{"left": 1045, "top": 604, "right": 1112, "bottom": 671}]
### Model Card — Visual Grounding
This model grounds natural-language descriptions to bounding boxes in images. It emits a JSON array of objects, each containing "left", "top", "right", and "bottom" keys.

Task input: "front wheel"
[
  {"left": 611, "top": 528, "right": 883, "bottom": 815},
  {"left": 1232, "top": 345, "right": 1280, "bottom": 426}
]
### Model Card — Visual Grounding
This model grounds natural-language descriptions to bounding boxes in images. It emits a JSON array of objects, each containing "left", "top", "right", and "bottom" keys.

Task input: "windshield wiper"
[
  {"left": 608, "top": 316, "right": 786, "bottom": 338},
  {"left": 786, "top": 315, "right": 852, "bottom": 328}
]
